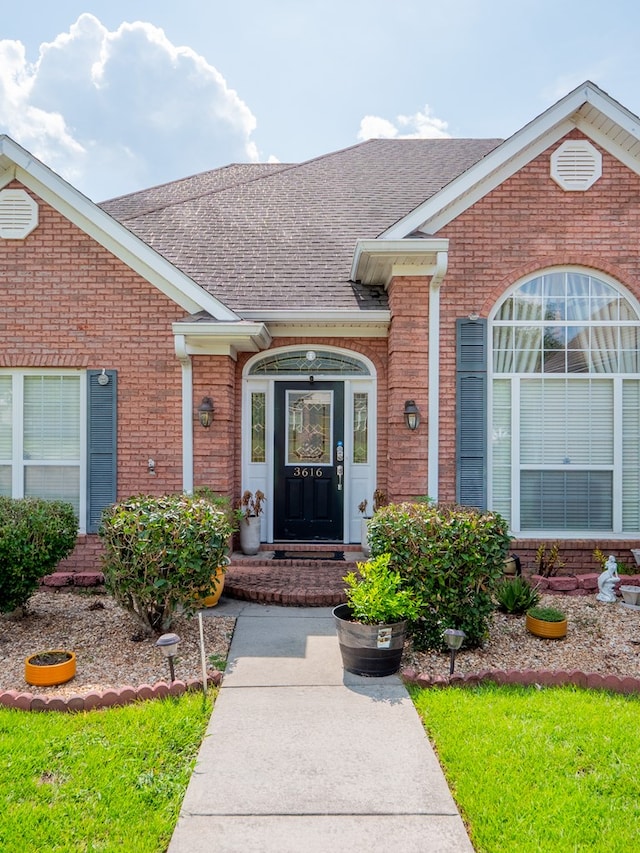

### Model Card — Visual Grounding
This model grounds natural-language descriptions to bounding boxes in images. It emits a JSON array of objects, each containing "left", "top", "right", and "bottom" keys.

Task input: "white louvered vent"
[
  {"left": 550, "top": 140, "right": 602, "bottom": 191},
  {"left": 0, "top": 189, "right": 39, "bottom": 239}
]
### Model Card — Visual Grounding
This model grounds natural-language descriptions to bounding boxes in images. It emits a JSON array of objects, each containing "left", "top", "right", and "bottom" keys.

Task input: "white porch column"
[
  {"left": 174, "top": 335, "right": 194, "bottom": 494},
  {"left": 428, "top": 251, "right": 448, "bottom": 501}
]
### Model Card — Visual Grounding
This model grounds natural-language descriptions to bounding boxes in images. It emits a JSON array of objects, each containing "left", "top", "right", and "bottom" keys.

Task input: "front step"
[{"left": 225, "top": 544, "right": 365, "bottom": 607}]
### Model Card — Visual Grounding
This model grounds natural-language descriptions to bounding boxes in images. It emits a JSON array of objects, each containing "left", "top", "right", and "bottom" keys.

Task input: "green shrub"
[
  {"left": 527, "top": 605, "right": 566, "bottom": 622},
  {"left": 343, "top": 553, "right": 422, "bottom": 624},
  {"left": 368, "top": 502, "right": 511, "bottom": 650},
  {"left": 99, "top": 493, "right": 233, "bottom": 635},
  {"left": 495, "top": 575, "right": 540, "bottom": 614},
  {"left": 0, "top": 497, "right": 78, "bottom": 613}
]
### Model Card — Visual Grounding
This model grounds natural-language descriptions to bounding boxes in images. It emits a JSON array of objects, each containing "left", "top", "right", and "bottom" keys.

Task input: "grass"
[
  {"left": 411, "top": 684, "right": 640, "bottom": 853},
  {"left": 0, "top": 691, "right": 214, "bottom": 853}
]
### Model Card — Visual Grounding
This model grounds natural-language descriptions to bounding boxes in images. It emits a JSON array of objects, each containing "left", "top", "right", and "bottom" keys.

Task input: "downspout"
[
  {"left": 174, "top": 335, "right": 194, "bottom": 494},
  {"left": 428, "top": 250, "right": 448, "bottom": 501}
]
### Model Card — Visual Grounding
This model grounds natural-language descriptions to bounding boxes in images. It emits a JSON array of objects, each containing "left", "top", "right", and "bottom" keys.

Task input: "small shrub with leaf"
[
  {"left": 535, "top": 542, "right": 565, "bottom": 578},
  {"left": 343, "top": 553, "right": 421, "bottom": 625},
  {"left": 100, "top": 493, "right": 233, "bottom": 635},
  {"left": 495, "top": 576, "right": 540, "bottom": 614},
  {"left": 368, "top": 502, "right": 512, "bottom": 650},
  {"left": 0, "top": 497, "right": 78, "bottom": 613}
]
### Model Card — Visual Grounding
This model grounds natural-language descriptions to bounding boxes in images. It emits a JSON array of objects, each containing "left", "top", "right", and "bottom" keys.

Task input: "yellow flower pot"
[
  {"left": 197, "top": 562, "right": 228, "bottom": 608},
  {"left": 525, "top": 614, "right": 567, "bottom": 639},
  {"left": 25, "top": 650, "right": 76, "bottom": 687}
]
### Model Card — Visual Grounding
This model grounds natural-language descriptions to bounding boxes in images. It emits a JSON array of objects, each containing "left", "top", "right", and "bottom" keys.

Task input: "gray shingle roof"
[{"left": 100, "top": 138, "right": 501, "bottom": 312}]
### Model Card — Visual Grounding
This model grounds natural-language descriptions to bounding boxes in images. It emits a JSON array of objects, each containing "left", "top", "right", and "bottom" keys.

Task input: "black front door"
[{"left": 274, "top": 381, "right": 344, "bottom": 540}]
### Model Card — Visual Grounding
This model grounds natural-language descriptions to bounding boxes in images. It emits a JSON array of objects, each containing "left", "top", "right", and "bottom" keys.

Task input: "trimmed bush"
[
  {"left": 368, "top": 502, "right": 511, "bottom": 650},
  {"left": 99, "top": 493, "right": 233, "bottom": 635},
  {"left": 0, "top": 497, "right": 78, "bottom": 613}
]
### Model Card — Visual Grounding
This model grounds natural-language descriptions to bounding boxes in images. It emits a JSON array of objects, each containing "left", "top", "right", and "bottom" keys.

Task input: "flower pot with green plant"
[
  {"left": 236, "top": 490, "right": 265, "bottom": 556},
  {"left": 526, "top": 605, "right": 567, "bottom": 639},
  {"left": 333, "top": 552, "right": 421, "bottom": 676}
]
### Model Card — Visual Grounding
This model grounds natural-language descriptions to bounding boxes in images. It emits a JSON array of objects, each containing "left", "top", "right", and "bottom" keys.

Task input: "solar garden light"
[
  {"left": 443, "top": 628, "right": 465, "bottom": 675},
  {"left": 155, "top": 633, "right": 181, "bottom": 682}
]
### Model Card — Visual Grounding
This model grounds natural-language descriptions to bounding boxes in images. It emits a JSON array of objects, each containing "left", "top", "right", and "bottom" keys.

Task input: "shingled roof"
[{"left": 100, "top": 138, "right": 501, "bottom": 312}]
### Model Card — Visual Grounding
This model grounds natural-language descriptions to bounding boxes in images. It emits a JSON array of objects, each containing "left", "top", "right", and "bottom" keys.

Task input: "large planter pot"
[
  {"left": 525, "top": 614, "right": 567, "bottom": 639},
  {"left": 333, "top": 604, "right": 407, "bottom": 677},
  {"left": 239, "top": 515, "right": 261, "bottom": 555},
  {"left": 197, "top": 559, "right": 229, "bottom": 608},
  {"left": 25, "top": 650, "right": 76, "bottom": 687}
]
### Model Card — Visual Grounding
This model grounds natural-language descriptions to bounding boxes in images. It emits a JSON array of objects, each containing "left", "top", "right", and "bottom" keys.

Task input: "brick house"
[{"left": 2, "top": 80, "right": 640, "bottom": 574}]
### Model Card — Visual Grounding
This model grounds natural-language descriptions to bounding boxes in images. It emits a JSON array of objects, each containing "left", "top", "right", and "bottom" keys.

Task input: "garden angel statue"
[{"left": 596, "top": 555, "right": 619, "bottom": 603}]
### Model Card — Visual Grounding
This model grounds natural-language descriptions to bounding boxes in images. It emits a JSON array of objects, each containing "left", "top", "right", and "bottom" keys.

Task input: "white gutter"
[
  {"left": 428, "top": 250, "right": 448, "bottom": 502},
  {"left": 174, "top": 335, "right": 194, "bottom": 494}
]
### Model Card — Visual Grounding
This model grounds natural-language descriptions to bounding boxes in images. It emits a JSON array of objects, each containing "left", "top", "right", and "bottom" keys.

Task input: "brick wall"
[{"left": 1, "top": 184, "right": 186, "bottom": 570}]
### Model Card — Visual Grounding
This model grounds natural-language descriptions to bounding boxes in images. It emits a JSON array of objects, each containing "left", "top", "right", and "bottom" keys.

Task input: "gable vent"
[
  {"left": 0, "top": 190, "right": 39, "bottom": 239},
  {"left": 550, "top": 140, "right": 602, "bottom": 191}
]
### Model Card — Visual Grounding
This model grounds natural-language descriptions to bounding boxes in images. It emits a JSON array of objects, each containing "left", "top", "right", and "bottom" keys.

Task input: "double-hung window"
[
  {"left": 0, "top": 369, "right": 116, "bottom": 533},
  {"left": 491, "top": 269, "right": 640, "bottom": 535}
]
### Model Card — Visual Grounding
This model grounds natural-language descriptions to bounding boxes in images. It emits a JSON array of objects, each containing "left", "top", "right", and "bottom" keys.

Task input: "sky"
[{"left": 1, "top": 1, "right": 639, "bottom": 201}]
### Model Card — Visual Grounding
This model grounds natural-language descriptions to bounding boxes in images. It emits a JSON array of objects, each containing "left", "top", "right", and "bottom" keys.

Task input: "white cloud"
[
  {"left": 357, "top": 104, "right": 450, "bottom": 141},
  {"left": 0, "top": 14, "right": 260, "bottom": 199}
]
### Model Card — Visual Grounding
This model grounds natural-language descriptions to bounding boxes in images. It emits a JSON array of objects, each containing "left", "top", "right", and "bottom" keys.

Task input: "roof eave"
[{"left": 350, "top": 238, "right": 450, "bottom": 286}]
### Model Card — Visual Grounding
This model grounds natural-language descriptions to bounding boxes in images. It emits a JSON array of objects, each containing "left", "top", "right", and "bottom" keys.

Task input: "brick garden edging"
[
  {"left": 528, "top": 572, "right": 640, "bottom": 595},
  {"left": 0, "top": 671, "right": 223, "bottom": 713},
  {"left": 401, "top": 668, "right": 640, "bottom": 695}
]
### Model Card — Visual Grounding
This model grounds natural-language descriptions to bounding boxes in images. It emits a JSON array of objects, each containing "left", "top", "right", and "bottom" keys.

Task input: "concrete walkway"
[{"left": 168, "top": 600, "right": 474, "bottom": 853}]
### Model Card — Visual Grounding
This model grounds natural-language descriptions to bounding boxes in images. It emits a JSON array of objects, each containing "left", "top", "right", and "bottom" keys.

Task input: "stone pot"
[{"left": 239, "top": 515, "right": 261, "bottom": 556}]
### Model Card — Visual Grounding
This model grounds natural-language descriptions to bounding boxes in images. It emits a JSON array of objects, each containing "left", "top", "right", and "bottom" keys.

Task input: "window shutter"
[
  {"left": 456, "top": 319, "right": 487, "bottom": 509},
  {"left": 87, "top": 370, "right": 117, "bottom": 533}
]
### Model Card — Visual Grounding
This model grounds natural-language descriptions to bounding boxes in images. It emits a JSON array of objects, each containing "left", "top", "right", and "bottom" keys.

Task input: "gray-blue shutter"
[
  {"left": 456, "top": 319, "right": 487, "bottom": 509},
  {"left": 87, "top": 370, "right": 117, "bottom": 533}
]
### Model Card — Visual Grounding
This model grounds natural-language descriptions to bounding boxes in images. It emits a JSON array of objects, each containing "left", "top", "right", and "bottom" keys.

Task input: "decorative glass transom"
[
  {"left": 249, "top": 350, "right": 370, "bottom": 376},
  {"left": 493, "top": 271, "right": 640, "bottom": 374}
]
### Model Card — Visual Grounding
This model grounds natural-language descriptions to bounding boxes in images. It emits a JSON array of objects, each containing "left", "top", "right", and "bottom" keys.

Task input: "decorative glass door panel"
[{"left": 275, "top": 382, "right": 343, "bottom": 540}]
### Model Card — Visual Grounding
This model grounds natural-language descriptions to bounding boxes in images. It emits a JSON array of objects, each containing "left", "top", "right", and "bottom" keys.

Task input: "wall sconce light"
[
  {"left": 403, "top": 400, "right": 420, "bottom": 431},
  {"left": 197, "top": 397, "right": 214, "bottom": 428}
]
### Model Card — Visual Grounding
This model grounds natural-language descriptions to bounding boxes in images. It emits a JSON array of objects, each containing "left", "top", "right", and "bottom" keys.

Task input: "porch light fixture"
[
  {"left": 155, "top": 632, "right": 181, "bottom": 682},
  {"left": 443, "top": 628, "right": 465, "bottom": 675},
  {"left": 403, "top": 400, "right": 420, "bottom": 431},
  {"left": 197, "top": 397, "right": 214, "bottom": 428}
]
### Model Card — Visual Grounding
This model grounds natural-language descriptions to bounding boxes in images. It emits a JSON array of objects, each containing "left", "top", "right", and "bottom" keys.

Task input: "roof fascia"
[
  {"left": 0, "top": 136, "right": 238, "bottom": 321},
  {"left": 350, "top": 238, "right": 449, "bottom": 287},
  {"left": 238, "top": 309, "right": 391, "bottom": 339},
  {"left": 172, "top": 320, "right": 272, "bottom": 360},
  {"left": 383, "top": 82, "right": 637, "bottom": 238}
]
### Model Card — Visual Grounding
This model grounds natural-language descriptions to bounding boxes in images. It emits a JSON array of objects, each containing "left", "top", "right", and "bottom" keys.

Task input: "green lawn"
[
  {"left": 0, "top": 692, "right": 213, "bottom": 853},
  {"left": 411, "top": 684, "right": 640, "bottom": 852}
]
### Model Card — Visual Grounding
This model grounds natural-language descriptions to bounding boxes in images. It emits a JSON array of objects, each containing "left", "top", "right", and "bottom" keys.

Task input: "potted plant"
[
  {"left": 236, "top": 490, "right": 265, "bottom": 556},
  {"left": 25, "top": 650, "right": 76, "bottom": 687},
  {"left": 358, "top": 489, "right": 387, "bottom": 556},
  {"left": 525, "top": 605, "right": 567, "bottom": 639},
  {"left": 333, "top": 553, "right": 421, "bottom": 676}
]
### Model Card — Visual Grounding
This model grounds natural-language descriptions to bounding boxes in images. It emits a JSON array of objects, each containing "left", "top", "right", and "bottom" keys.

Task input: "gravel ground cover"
[
  {"left": 0, "top": 590, "right": 235, "bottom": 698},
  {"left": 402, "top": 593, "right": 640, "bottom": 678}
]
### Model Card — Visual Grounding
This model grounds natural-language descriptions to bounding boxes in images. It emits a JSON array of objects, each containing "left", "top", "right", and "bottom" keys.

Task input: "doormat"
[{"left": 273, "top": 550, "right": 345, "bottom": 561}]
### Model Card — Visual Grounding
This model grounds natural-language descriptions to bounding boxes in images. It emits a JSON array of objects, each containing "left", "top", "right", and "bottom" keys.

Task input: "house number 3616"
[{"left": 293, "top": 467, "right": 323, "bottom": 477}]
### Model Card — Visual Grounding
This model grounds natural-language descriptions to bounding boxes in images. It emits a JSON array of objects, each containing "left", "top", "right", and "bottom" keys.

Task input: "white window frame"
[
  {"left": 0, "top": 369, "right": 87, "bottom": 532},
  {"left": 489, "top": 268, "right": 640, "bottom": 538}
]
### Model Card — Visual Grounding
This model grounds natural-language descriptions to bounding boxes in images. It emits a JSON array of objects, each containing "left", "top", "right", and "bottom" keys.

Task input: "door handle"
[{"left": 336, "top": 440, "right": 344, "bottom": 490}]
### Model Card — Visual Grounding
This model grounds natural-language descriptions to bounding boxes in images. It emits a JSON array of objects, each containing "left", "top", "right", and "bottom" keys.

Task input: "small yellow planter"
[
  {"left": 196, "top": 562, "right": 228, "bottom": 608},
  {"left": 25, "top": 650, "right": 76, "bottom": 687},
  {"left": 526, "top": 614, "right": 567, "bottom": 639}
]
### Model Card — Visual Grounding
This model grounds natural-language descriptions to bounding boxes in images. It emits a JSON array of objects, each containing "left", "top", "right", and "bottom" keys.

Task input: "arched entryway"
[{"left": 242, "top": 346, "right": 377, "bottom": 543}]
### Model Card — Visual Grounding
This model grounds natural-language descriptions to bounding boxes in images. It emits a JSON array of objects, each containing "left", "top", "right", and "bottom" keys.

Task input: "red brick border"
[
  {"left": 0, "top": 671, "right": 223, "bottom": 713},
  {"left": 401, "top": 668, "right": 640, "bottom": 695}
]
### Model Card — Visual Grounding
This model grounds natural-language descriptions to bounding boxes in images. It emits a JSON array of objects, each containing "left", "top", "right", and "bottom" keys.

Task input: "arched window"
[{"left": 490, "top": 269, "right": 640, "bottom": 534}]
